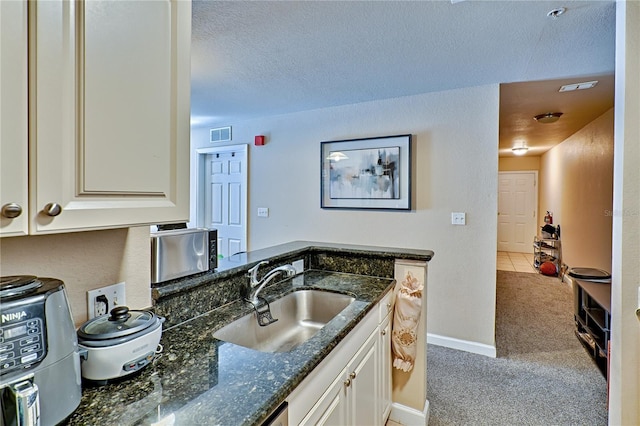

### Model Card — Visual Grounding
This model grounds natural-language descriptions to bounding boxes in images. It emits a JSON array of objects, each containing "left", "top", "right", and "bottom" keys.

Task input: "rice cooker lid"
[{"left": 78, "top": 306, "right": 158, "bottom": 340}]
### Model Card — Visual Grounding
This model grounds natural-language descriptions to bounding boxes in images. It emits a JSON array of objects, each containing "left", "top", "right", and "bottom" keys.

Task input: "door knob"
[
  {"left": 43, "top": 203, "right": 62, "bottom": 217},
  {"left": 1, "top": 203, "right": 23, "bottom": 219}
]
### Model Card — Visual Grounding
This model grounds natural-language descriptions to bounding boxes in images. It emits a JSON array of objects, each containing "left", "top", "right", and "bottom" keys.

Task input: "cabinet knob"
[
  {"left": 1, "top": 203, "right": 23, "bottom": 219},
  {"left": 43, "top": 203, "right": 62, "bottom": 217},
  {"left": 344, "top": 378, "right": 351, "bottom": 387},
  {"left": 381, "top": 329, "right": 387, "bottom": 336},
  {"left": 387, "top": 302, "right": 392, "bottom": 311},
  {"left": 349, "top": 371, "right": 356, "bottom": 380}
]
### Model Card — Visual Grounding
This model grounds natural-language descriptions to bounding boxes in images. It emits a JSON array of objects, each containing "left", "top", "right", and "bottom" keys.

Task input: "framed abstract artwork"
[{"left": 321, "top": 134, "right": 412, "bottom": 210}]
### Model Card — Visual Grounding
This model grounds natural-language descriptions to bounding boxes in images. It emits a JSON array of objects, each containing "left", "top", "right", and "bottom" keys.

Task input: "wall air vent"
[{"left": 210, "top": 126, "right": 232, "bottom": 143}]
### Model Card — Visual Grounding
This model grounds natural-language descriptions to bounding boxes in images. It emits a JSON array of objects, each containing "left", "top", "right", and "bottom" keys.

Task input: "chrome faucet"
[{"left": 244, "top": 261, "right": 297, "bottom": 304}]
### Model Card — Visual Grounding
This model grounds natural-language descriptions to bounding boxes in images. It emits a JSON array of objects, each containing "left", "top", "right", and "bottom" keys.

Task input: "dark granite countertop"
[
  {"left": 152, "top": 241, "right": 434, "bottom": 300},
  {"left": 65, "top": 270, "right": 395, "bottom": 426}
]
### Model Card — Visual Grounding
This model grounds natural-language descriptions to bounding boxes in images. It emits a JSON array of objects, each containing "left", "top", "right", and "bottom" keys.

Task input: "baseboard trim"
[
  {"left": 427, "top": 333, "right": 497, "bottom": 358},
  {"left": 389, "top": 400, "right": 430, "bottom": 426}
]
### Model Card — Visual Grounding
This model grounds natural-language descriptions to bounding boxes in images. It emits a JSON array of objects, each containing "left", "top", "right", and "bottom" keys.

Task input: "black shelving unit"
[{"left": 573, "top": 279, "right": 611, "bottom": 377}]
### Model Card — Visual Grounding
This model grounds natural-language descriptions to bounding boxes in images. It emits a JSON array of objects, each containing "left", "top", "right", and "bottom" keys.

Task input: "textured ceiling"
[
  {"left": 190, "top": 0, "right": 616, "bottom": 155},
  {"left": 499, "top": 75, "right": 615, "bottom": 156}
]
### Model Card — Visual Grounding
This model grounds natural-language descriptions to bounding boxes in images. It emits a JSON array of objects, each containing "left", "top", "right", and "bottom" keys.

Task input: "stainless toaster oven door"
[{"left": 151, "top": 229, "right": 210, "bottom": 283}]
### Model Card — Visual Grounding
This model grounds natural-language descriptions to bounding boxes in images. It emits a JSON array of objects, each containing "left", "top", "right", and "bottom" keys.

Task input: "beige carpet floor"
[{"left": 426, "top": 270, "right": 608, "bottom": 425}]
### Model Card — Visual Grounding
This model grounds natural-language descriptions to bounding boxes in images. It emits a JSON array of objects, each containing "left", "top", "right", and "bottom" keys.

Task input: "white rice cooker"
[{"left": 77, "top": 306, "right": 164, "bottom": 384}]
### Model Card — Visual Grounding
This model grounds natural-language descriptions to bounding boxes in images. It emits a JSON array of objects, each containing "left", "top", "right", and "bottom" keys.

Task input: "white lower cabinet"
[
  {"left": 379, "top": 313, "right": 392, "bottom": 420},
  {"left": 288, "top": 292, "right": 394, "bottom": 426},
  {"left": 345, "top": 329, "right": 378, "bottom": 425},
  {"left": 300, "top": 367, "right": 348, "bottom": 425}
]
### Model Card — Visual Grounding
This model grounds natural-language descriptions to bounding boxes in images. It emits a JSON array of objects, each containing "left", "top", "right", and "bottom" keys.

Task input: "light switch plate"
[{"left": 451, "top": 212, "right": 466, "bottom": 225}]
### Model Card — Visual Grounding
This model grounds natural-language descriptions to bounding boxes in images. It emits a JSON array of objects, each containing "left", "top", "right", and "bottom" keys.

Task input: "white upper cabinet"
[
  {"left": 0, "top": 1, "right": 29, "bottom": 236},
  {"left": 0, "top": 0, "right": 191, "bottom": 237}
]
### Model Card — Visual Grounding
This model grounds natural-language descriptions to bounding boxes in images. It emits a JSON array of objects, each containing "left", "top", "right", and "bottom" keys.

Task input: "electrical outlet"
[
  {"left": 451, "top": 212, "right": 466, "bottom": 225},
  {"left": 292, "top": 259, "right": 304, "bottom": 274},
  {"left": 87, "top": 282, "right": 126, "bottom": 319},
  {"left": 257, "top": 207, "right": 269, "bottom": 218}
]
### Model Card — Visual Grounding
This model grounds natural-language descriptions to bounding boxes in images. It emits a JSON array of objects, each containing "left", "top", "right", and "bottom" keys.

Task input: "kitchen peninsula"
[{"left": 65, "top": 242, "right": 433, "bottom": 425}]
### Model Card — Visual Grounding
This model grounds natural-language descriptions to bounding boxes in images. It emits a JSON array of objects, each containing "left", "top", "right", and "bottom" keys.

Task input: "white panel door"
[
  {"left": 348, "top": 330, "right": 378, "bottom": 426},
  {"left": 29, "top": 0, "right": 190, "bottom": 234},
  {"left": 203, "top": 146, "right": 247, "bottom": 258},
  {"left": 378, "top": 314, "right": 392, "bottom": 421},
  {"left": 0, "top": 0, "right": 29, "bottom": 237},
  {"left": 300, "top": 370, "right": 348, "bottom": 425},
  {"left": 497, "top": 172, "right": 537, "bottom": 252}
]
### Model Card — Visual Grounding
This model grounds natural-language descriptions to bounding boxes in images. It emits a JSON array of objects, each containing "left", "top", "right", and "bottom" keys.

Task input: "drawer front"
[{"left": 379, "top": 289, "right": 395, "bottom": 323}]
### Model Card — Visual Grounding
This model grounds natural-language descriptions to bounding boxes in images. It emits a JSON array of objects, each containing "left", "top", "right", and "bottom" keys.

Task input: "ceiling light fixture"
[
  {"left": 547, "top": 7, "right": 566, "bottom": 19},
  {"left": 511, "top": 141, "right": 529, "bottom": 156},
  {"left": 534, "top": 112, "right": 563, "bottom": 124},
  {"left": 512, "top": 146, "right": 529, "bottom": 156}
]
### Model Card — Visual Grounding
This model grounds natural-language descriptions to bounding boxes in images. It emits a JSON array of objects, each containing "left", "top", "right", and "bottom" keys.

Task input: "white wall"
[
  {"left": 0, "top": 226, "right": 151, "bottom": 326},
  {"left": 192, "top": 84, "right": 500, "bottom": 349},
  {"left": 609, "top": 1, "right": 640, "bottom": 423},
  {"left": 538, "top": 109, "right": 614, "bottom": 272}
]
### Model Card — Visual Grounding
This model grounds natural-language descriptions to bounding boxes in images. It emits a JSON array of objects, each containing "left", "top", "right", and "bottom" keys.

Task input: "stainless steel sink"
[{"left": 213, "top": 290, "right": 356, "bottom": 353}]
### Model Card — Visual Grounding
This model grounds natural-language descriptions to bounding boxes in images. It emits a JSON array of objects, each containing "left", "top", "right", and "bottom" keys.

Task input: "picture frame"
[{"left": 321, "top": 134, "right": 412, "bottom": 210}]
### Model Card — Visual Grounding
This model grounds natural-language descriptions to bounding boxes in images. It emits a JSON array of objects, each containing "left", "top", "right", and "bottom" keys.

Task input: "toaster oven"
[{"left": 151, "top": 228, "right": 217, "bottom": 284}]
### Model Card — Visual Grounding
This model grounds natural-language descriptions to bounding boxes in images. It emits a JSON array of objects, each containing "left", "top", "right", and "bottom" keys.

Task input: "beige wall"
[
  {"left": 498, "top": 156, "right": 540, "bottom": 172},
  {"left": 538, "top": 109, "right": 614, "bottom": 272},
  {"left": 192, "top": 84, "right": 500, "bottom": 351},
  {"left": 0, "top": 226, "right": 151, "bottom": 326},
  {"left": 609, "top": 1, "right": 640, "bottom": 423}
]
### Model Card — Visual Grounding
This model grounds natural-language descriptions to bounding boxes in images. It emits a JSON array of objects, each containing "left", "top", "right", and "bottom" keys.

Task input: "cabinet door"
[
  {"left": 379, "top": 314, "right": 392, "bottom": 421},
  {"left": 0, "top": 0, "right": 29, "bottom": 237},
  {"left": 300, "top": 368, "right": 347, "bottom": 426},
  {"left": 348, "top": 329, "right": 379, "bottom": 426},
  {"left": 29, "top": 0, "right": 190, "bottom": 234}
]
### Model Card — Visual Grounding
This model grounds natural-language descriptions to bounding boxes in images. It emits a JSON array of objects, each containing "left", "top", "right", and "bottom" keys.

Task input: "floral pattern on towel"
[{"left": 392, "top": 270, "right": 423, "bottom": 372}]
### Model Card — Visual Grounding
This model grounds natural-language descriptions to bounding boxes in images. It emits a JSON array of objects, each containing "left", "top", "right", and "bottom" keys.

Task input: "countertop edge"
[{"left": 152, "top": 241, "right": 433, "bottom": 300}]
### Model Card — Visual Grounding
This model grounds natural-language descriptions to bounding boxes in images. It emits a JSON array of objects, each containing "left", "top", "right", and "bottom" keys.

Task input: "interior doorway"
[
  {"left": 195, "top": 145, "right": 247, "bottom": 258},
  {"left": 497, "top": 171, "right": 538, "bottom": 253}
]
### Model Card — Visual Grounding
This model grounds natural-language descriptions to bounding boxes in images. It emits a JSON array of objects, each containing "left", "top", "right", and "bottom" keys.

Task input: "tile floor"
[{"left": 497, "top": 251, "right": 537, "bottom": 273}]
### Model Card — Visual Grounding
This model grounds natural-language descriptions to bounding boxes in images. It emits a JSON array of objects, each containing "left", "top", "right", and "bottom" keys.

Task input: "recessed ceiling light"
[
  {"left": 559, "top": 81, "right": 599, "bottom": 92},
  {"left": 534, "top": 112, "right": 563, "bottom": 124},
  {"left": 547, "top": 7, "right": 566, "bottom": 19}
]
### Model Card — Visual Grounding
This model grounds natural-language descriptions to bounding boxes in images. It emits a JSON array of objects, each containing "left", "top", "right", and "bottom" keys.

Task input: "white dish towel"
[{"left": 391, "top": 270, "right": 423, "bottom": 372}]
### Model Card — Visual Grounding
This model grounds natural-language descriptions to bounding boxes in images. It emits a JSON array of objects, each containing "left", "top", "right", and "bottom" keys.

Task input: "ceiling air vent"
[
  {"left": 210, "top": 126, "right": 232, "bottom": 143},
  {"left": 559, "top": 81, "right": 598, "bottom": 92}
]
